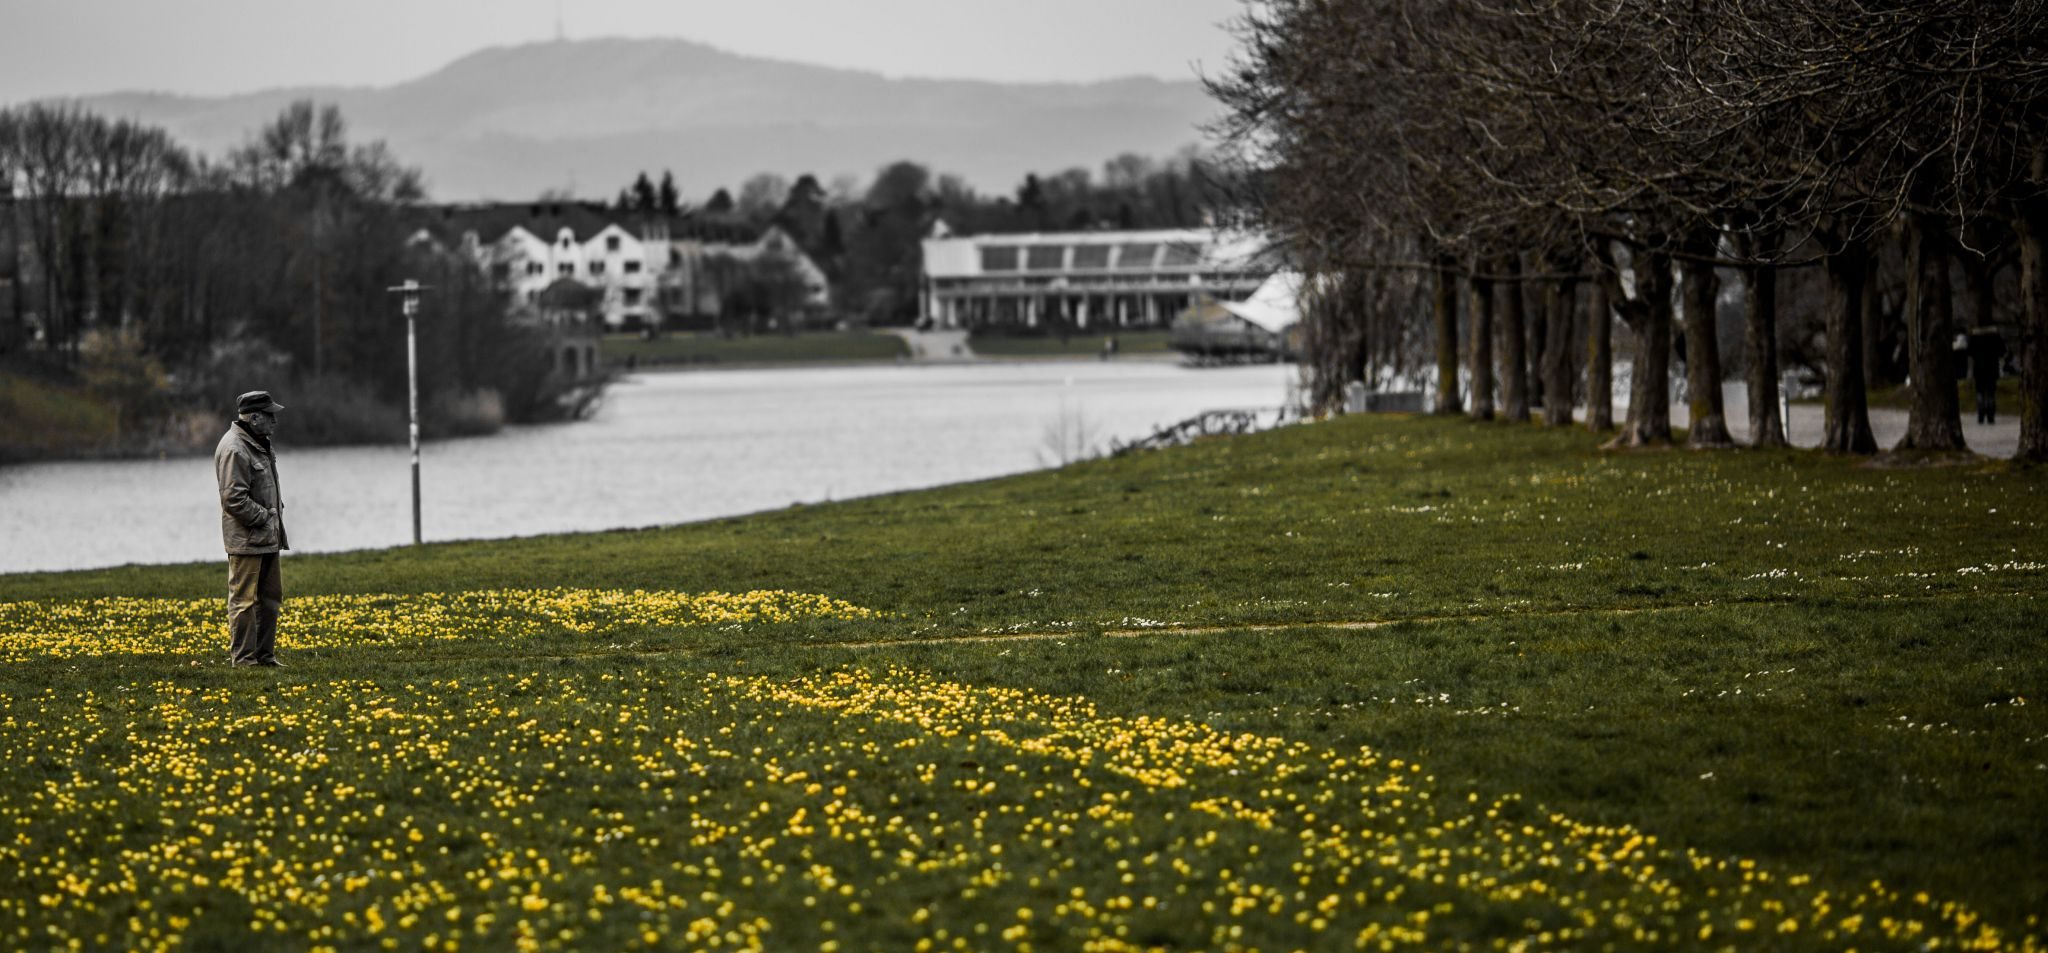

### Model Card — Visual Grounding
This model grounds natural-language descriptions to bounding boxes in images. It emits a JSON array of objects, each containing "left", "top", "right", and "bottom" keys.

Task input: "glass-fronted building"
[{"left": 919, "top": 227, "right": 1278, "bottom": 330}]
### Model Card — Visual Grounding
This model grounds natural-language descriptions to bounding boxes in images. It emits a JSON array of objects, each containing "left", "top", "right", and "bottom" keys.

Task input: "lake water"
[{"left": 0, "top": 361, "right": 1299, "bottom": 574}]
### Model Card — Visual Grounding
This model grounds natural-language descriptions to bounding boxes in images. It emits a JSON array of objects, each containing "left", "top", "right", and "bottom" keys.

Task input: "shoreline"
[
  {"left": 620, "top": 350, "right": 1188, "bottom": 374},
  {"left": 0, "top": 354, "right": 1204, "bottom": 465}
]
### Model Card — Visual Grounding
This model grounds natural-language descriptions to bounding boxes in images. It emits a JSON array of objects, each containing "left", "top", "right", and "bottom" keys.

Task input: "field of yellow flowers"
[{"left": 2, "top": 414, "right": 2043, "bottom": 950}]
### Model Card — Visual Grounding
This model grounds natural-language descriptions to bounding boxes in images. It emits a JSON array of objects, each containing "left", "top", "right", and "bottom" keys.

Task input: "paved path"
[
  {"left": 882, "top": 328, "right": 978, "bottom": 363},
  {"left": 1658, "top": 382, "right": 2019, "bottom": 458}
]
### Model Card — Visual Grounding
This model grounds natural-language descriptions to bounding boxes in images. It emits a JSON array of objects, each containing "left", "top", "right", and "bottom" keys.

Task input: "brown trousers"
[{"left": 227, "top": 552, "right": 283, "bottom": 664}]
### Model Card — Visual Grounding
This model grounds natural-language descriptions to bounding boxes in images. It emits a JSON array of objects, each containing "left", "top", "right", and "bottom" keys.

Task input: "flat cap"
[{"left": 236, "top": 390, "right": 285, "bottom": 415}]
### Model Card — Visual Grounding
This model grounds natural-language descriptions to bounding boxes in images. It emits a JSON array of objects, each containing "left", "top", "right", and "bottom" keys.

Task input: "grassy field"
[
  {"left": 2, "top": 415, "right": 2043, "bottom": 951},
  {"left": 968, "top": 330, "right": 1175, "bottom": 358},
  {"left": 599, "top": 332, "right": 909, "bottom": 367}
]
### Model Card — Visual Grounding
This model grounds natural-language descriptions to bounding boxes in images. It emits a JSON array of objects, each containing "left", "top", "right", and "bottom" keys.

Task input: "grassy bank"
[
  {"left": 600, "top": 331, "right": 908, "bottom": 367},
  {"left": 0, "top": 372, "right": 119, "bottom": 460},
  {"left": 969, "top": 329, "right": 1174, "bottom": 357},
  {"left": 2, "top": 416, "right": 2043, "bottom": 950},
  {"left": 1854, "top": 377, "right": 2024, "bottom": 413},
  {"left": 1795, "top": 376, "right": 2021, "bottom": 413}
]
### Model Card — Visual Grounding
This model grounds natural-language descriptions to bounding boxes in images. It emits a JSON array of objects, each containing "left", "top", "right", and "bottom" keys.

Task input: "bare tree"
[
  {"left": 1433, "top": 259, "right": 1461, "bottom": 415},
  {"left": 1584, "top": 258, "right": 1614, "bottom": 432},
  {"left": 1498, "top": 254, "right": 1529, "bottom": 423},
  {"left": 1678, "top": 228, "right": 1734, "bottom": 447},
  {"left": 1541, "top": 250, "right": 1579, "bottom": 427},
  {"left": 1468, "top": 264, "right": 1495, "bottom": 421}
]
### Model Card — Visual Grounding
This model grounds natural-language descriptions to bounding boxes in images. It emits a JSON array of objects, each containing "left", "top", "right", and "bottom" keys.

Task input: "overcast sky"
[{"left": 1, "top": 0, "right": 1250, "bottom": 103}]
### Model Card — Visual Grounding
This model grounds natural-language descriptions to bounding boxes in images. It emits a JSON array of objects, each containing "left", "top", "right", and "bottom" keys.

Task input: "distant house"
[
  {"left": 661, "top": 223, "right": 833, "bottom": 330},
  {"left": 408, "top": 203, "right": 832, "bottom": 333},
  {"left": 919, "top": 225, "right": 1279, "bottom": 331}
]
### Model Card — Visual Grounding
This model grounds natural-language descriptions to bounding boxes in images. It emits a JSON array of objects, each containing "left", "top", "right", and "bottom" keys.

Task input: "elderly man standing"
[{"left": 215, "top": 390, "right": 289, "bottom": 667}]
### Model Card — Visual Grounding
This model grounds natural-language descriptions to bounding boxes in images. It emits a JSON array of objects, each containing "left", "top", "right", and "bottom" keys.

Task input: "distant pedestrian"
[
  {"left": 215, "top": 390, "right": 289, "bottom": 667},
  {"left": 1968, "top": 329, "right": 2006, "bottom": 424}
]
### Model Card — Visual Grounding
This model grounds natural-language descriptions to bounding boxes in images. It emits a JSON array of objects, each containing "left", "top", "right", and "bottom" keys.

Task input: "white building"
[
  {"left": 918, "top": 226, "right": 1278, "bottom": 331},
  {"left": 411, "top": 204, "right": 832, "bottom": 333},
  {"left": 490, "top": 222, "right": 659, "bottom": 330}
]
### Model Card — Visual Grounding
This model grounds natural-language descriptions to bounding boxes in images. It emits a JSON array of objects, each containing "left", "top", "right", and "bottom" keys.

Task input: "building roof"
[
  {"left": 922, "top": 227, "right": 1280, "bottom": 279},
  {"left": 407, "top": 203, "right": 762, "bottom": 248},
  {"left": 1219, "top": 270, "right": 1305, "bottom": 335}
]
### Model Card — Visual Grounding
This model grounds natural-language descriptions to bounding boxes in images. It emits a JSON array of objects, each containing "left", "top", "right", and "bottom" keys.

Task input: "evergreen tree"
[{"left": 658, "top": 171, "right": 680, "bottom": 215}]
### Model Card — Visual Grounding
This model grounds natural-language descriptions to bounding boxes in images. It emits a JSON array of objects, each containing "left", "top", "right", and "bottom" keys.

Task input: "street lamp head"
[{"left": 386, "top": 280, "right": 433, "bottom": 316}]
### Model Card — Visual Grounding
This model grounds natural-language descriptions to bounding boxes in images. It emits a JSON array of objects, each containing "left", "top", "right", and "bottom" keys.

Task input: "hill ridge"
[{"left": 58, "top": 36, "right": 1216, "bottom": 202}]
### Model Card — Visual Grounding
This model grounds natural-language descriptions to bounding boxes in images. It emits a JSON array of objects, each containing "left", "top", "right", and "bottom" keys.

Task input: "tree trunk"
[
  {"left": 2018, "top": 150, "right": 2048, "bottom": 461},
  {"left": 1822, "top": 234, "right": 1879, "bottom": 454},
  {"left": 1433, "top": 260, "right": 1462, "bottom": 414},
  {"left": 1362, "top": 271, "right": 1387, "bottom": 390},
  {"left": 82, "top": 198, "right": 104, "bottom": 339},
  {"left": 1342, "top": 278, "right": 1369, "bottom": 389},
  {"left": 1586, "top": 246, "right": 1614, "bottom": 431},
  {"left": 1468, "top": 266, "right": 1495, "bottom": 421},
  {"left": 1499, "top": 254, "right": 1529, "bottom": 422},
  {"left": 1679, "top": 229, "right": 1733, "bottom": 447},
  {"left": 0, "top": 182, "right": 18, "bottom": 356},
  {"left": 1542, "top": 263, "right": 1577, "bottom": 427},
  {"left": 1896, "top": 210, "right": 1967, "bottom": 452},
  {"left": 1529, "top": 274, "right": 1548, "bottom": 412},
  {"left": 1740, "top": 230, "right": 1788, "bottom": 448},
  {"left": 1606, "top": 245, "right": 1674, "bottom": 447}
]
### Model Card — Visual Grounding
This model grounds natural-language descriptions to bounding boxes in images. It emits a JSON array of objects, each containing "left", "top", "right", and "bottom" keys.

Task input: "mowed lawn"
[
  {"left": 968, "top": 330, "right": 1175, "bottom": 358},
  {"left": 599, "top": 332, "right": 907, "bottom": 367},
  {"left": 1, "top": 415, "right": 2043, "bottom": 951}
]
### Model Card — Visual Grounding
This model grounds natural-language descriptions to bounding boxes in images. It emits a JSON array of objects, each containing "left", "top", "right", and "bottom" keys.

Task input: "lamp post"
[{"left": 387, "top": 280, "right": 430, "bottom": 545}]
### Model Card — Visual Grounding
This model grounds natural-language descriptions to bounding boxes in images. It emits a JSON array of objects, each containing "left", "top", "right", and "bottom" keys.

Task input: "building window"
[
  {"left": 1027, "top": 245, "right": 1066, "bottom": 271},
  {"left": 1116, "top": 244, "right": 1159, "bottom": 269},
  {"left": 591, "top": 261, "right": 607, "bottom": 276},
  {"left": 558, "top": 262, "right": 573, "bottom": 276},
  {"left": 981, "top": 246, "right": 1020, "bottom": 271},
  {"left": 606, "top": 235, "right": 621, "bottom": 252},
  {"left": 526, "top": 261, "right": 544, "bottom": 275},
  {"left": 1072, "top": 245, "right": 1111, "bottom": 269},
  {"left": 624, "top": 260, "right": 642, "bottom": 274},
  {"left": 624, "top": 288, "right": 643, "bottom": 306}
]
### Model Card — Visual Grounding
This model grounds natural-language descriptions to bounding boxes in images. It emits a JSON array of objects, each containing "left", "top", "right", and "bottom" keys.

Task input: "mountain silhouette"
[{"left": 71, "top": 37, "right": 1219, "bottom": 202}]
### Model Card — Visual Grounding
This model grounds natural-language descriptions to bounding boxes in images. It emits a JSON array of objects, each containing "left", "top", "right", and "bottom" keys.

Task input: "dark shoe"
[{"left": 257, "top": 658, "right": 285, "bottom": 668}]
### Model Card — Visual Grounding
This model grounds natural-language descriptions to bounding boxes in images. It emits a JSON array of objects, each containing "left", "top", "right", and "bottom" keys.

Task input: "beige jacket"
[{"left": 214, "top": 423, "right": 288, "bottom": 555}]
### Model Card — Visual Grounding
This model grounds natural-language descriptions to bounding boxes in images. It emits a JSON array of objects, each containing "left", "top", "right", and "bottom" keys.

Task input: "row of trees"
[
  {"left": 1210, "top": 0, "right": 2046, "bottom": 460},
  {"left": 1, "top": 101, "right": 583, "bottom": 447}
]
